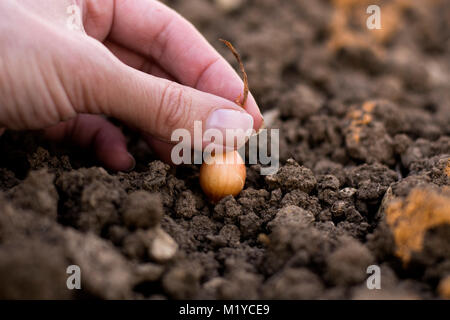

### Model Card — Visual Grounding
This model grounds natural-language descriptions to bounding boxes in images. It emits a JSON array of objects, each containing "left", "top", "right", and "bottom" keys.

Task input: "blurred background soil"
[{"left": 0, "top": 0, "right": 449, "bottom": 299}]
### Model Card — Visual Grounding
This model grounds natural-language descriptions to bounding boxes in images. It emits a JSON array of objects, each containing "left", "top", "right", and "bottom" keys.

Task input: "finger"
[
  {"left": 108, "top": 0, "right": 263, "bottom": 130},
  {"left": 43, "top": 114, "right": 135, "bottom": 171},
  {"left": 71, "top": 43, "right": 254, "bottom": 150},
  {"left": 104, "top": 40, "right": 175, "bottom": 80}
]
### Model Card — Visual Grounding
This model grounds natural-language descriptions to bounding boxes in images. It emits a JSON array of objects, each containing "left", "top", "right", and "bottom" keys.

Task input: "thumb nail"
[
  {"left": 205, "top": 109, "right": 254, "bottom": 150},
  {"left": 206, "top": 109, "right": 254, "bottom": 132}
]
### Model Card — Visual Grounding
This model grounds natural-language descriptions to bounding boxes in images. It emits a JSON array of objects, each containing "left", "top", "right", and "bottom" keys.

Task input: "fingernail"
[
  {"left": 206, "top": 109, "right": 254, "bottom": 131},
  {"left": 205, "top": 109, "right": 254, "bottom": 148},
  {"left": 125, "top": 153, "right": 136, "bottom": 172}
]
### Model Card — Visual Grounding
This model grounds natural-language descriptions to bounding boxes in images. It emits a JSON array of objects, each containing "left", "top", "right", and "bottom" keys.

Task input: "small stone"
[
  {"left": 268, "top": 205, "right": 315, "bottom": 230},
  {"left": 339, "top": 187, "right": 357, "bottom": 198},
  {"left": 149, "top": 229, "right": 178, "bottom": 263}
]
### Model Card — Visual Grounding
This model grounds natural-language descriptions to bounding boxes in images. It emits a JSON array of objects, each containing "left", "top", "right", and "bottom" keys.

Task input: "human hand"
[{"left": 0, "top": 0, "right": 263, "bottom": 170}]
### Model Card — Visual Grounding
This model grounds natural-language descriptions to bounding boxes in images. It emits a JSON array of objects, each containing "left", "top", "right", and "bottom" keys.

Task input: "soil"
[{"left": 0, "top": 0, "right": 449, "bottom": 299}]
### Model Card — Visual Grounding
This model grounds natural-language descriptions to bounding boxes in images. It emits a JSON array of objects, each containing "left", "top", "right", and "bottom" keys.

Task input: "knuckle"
[{"left": 158, "top": 81, "right": 192, "bottom": 130}]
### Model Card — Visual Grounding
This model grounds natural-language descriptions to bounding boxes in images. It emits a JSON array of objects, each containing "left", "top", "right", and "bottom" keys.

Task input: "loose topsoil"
[{"left": 1, "top": 0, "right": 450, "bottom": 299}]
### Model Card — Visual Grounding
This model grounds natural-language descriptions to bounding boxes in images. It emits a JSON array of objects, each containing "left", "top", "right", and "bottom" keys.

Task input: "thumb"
[{"left": 78, "top": 48, "right": 254, "bottom": 150}]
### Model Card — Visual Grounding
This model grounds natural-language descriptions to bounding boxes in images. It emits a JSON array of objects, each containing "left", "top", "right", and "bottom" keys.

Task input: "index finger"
[{"left": 108, "top": 0, "right": 263, "bottom": 129}]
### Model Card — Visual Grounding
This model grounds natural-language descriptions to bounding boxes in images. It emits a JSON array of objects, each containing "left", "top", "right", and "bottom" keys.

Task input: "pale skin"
[{"left": 0, "top": 0, "right": 263, "bottom": 170}]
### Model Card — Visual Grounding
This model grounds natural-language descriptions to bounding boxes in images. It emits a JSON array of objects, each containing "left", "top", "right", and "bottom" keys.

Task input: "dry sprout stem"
[{"left": 220, "top": 39, "right": 249, "bottom": 109}]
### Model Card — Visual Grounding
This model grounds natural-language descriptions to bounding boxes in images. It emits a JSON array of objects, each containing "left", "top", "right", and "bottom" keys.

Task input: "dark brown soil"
[{"left": 1, "top": 0, "right": 449, "bottom": 299}]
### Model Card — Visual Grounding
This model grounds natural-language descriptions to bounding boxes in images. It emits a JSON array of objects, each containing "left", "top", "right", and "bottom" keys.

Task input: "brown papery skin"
[{"left": 199, "top": 151, "right": 246, "bottom": 203}]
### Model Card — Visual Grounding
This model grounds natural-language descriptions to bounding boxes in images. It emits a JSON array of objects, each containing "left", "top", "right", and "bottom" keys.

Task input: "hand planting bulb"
[
  {"left": 199, "top": 150, "right": 246, "bottom": 203},
  {"left": 199, "top": 40, "right": 249, "bottom": 202}
]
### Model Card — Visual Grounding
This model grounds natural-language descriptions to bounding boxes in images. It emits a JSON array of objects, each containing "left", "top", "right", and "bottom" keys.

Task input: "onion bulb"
[
  {"left": 199, "top": 151, "right": 246, "bottom": 203},
  {"left": 199, "top": 40, "right": 249, "bottom": 203}
]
